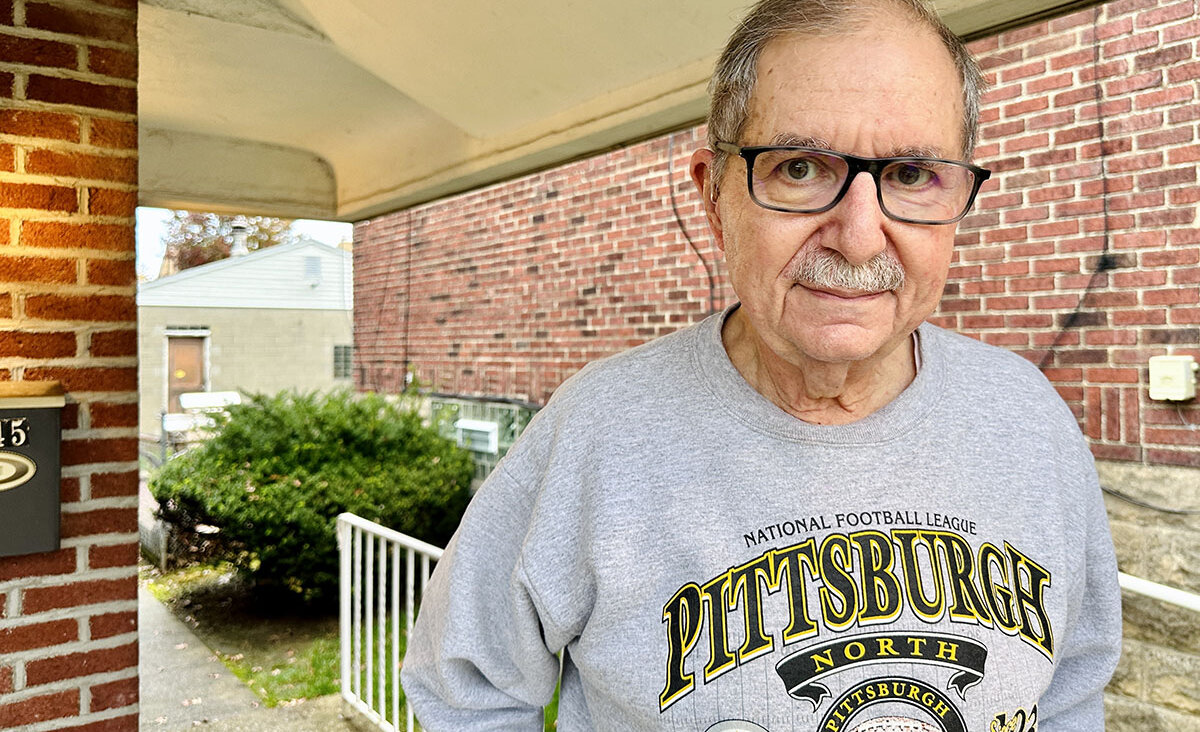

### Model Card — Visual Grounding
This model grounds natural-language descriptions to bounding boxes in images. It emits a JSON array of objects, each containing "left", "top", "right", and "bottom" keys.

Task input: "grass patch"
[
  {"left": 140, "top": 560, "right": 340, "bottom": 707},
  {"left": 140, "top": 559, "right": 563, "bottom": 726}
]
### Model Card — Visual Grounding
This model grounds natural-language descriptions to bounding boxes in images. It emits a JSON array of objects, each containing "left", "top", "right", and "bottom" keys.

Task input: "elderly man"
[{"left": 402, "top": 0, "right": 1122, "bottom": 730}]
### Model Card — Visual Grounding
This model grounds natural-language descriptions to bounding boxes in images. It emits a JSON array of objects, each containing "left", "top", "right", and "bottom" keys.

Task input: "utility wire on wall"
[
  {"left": 1030, "top": 5, "right": 1199, "bottom": 516},
  {"left": 1037, "top": 4, "right": 1118, "bottom": 371}
]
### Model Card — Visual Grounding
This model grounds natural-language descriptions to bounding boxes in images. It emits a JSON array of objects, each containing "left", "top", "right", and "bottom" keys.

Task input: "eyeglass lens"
[{"left": 749, "top": 149, "right": 977, "bottom": 223}]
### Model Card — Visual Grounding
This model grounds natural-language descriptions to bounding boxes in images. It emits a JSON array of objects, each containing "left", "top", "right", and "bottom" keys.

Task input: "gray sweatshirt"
[{"left": 402, "top": 309, "right": 1122, "bottom": 731}]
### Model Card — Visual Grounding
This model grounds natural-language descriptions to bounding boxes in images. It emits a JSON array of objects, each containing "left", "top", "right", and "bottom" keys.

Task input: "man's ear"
[{"left": 690, "top": 148, "right": 726, "bottom": 252}]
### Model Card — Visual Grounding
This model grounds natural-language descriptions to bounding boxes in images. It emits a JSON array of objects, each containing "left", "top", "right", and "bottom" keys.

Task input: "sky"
[{"left": 135, "top": 206, "right": 354, "bottom": 281}]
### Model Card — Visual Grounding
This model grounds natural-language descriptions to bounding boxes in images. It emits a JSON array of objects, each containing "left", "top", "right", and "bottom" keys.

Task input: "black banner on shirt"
[
  {"left": 775, "top": 633, "right": 987, "bottom": 708},
  {"left": 820, "top": 677, "right": 968, "bottom": 732}
]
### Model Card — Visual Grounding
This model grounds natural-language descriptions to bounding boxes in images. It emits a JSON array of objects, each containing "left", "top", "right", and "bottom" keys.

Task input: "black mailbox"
[{"left": 0, "top": 382, "right": 66, "bottom": 557}]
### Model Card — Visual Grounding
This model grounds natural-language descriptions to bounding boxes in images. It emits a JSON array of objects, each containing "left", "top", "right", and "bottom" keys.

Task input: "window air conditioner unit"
[{"left": 454, "top": 419, "right": 499, "bottom": 455}]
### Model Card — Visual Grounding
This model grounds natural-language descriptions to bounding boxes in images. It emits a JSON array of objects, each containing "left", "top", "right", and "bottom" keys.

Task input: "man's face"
[{"left": 694, "top": 13, "right": 967, "bottom": 369}]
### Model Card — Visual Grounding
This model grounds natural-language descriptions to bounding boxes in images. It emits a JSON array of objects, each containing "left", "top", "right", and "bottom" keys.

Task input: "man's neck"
[{"left": 721, "top": 308, "right": 917, "bottom": 426}]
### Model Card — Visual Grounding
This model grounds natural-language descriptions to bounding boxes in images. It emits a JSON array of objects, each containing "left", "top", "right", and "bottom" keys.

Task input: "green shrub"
[{"left": 151, "top": 389, "right": 474, "bottom": 603}]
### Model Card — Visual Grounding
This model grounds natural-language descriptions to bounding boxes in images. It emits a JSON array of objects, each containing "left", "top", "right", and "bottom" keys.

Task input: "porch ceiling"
[{"left": 137, "top": 0, "right": 1099, "bottom": 222}]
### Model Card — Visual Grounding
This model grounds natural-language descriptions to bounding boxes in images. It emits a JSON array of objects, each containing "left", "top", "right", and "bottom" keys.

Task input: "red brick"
[
  {"left": 1140, "top": 207, "right": 1196, "bottom": 227},
  {"left": 87, "top": 46, "right": 137, "bottom": 81},
  {"left": 0, "top": 256, "right": 77, "bottom": 284},
  {"left": 54, "top": 713, "right": 138, "bottom": 732},
  {"left": 24, "top": 3, "right": 136, "bottom": 45},
  {"left": 0, "top": 110, "right": 80, "bottom": 141},
  {"left": 1168, "top": 145, "right": 1200, "bottom": 164},
  {"left": 89, "top": 403, "right": 137, "bottom": 429},
  {"left": 0, "top": 32, "right": 77, "bottom": 69},
  {"left": 89, "top": 676, "right": 137, "bottom": 712},
  {"left": 0, "top": 330, "right": 76, "bottom": 358},
  {"left": 25, "top": 149, "right": 136, "bottom": 184},
  {"left": 61, "top": 508, "right": 135, "bottom": 539},
  {"left": 1000, "top": 21, "right": 1049, "bottom": 46},
  {"left": 1134, "top": 86, "right": 1195, "bottom": 111},
  {"left": 977, "top": 48, "right": 1023, "bottom": 71},
  {"left": 87, "top": 542, "right": 137, "bottom": 571},
  {"left": 1138, "top": 167, "right": 1197, "bottom": 189},
  {"left": 1135, "top": 43, "right": 1193, "bottom": 71},
  {"left": 0, "top": 688, "right": 79, "bottom": 727},
  {"left": 88, "top": 118, "right": 137, "bottom": 150},
  {"left": 24, "top": 366, "right": 136, "bottom": 391},
  {"left": 61, "top": 476, "right": 81, "bottom": 503},
  {"left": 1138, "top": 1, "right": 1195, "bottom": 27},
  {"left": 0, "top": 619, "right": 77, "bottom": 653},
  {"left": 89, "top": 471, "right": 136, "bottom": 500},
  {"left": 22, "top": 578, "right": 135, "bottom": 615},
  {"left": 0, "top": 548, "right": 75, "bottom": 582},
  {"left": 24, "top": 641, "right": 137, "bottom": 686},
  {"left": 86, "top": 258, "right": 135, "bottom": 286},
  {"left": 1146, "top": 428, "right": 1200, "bottom": 446},
  {"left": 21, "top": 221, "right": 133, "bottom": 252},
  {"left": 88, "top": 611, "right": 136, "bottom": 640},
  {"left": 1114, "top": 270, "right": 1168, "bottom": 287},
  {"left": 25, "top": 75, "right": 136, "bottom": 114},
  {"left": 0, "top": 182, "right": 77, "bottom": 212},
  {"left": 1143, "top": 249, "right": 1200, "bottom": 267},
  {"left": 25, "top": 295, "right": 135, "bottom": 323},
  {"left": 1168, "top": 60, "right": 1200, "bottom": 84},
  {"left": 1085, "top": 329, "right": 1137, "bottom": 346},
  {"left": 61, "top": 439, "right": 137, "bottom": 467},
  {"left": 0, "top": 667, "right": 10, "bottom": 694},
  {"left": 1145, "top": 288, "right": 1199, "bottom": 306},
  {"left": 1085, "top": 368, "right": 1141, "bottom": 384},
  {"left": 89, "top": 329, "right": 135, "bottom": 357},
  {"left": 87, "top": 188, "right": 137, "bottom": 217}
]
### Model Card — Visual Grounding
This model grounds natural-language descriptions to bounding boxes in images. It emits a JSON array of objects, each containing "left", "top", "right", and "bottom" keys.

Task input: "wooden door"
[{"left": 167, "top": 336, "right": 205, "bottom": 413}]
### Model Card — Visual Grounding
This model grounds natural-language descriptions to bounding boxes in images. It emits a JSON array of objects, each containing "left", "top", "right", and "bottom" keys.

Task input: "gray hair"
[{"left": 707, "top": 0, "right": 985, "bottom": 188}]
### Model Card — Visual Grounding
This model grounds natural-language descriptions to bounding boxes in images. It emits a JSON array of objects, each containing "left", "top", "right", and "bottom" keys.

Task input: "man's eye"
[
  {"left": 782, "top": 157, "right": 819, "bottom": 181},
  {"left": 892, "top": 164, "right": 935, "bottom": 186}
]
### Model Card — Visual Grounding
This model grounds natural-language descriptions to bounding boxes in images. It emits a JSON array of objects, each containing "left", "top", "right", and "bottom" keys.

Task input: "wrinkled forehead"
[{"left": 744, "top": 18, "right": 965, "bottom": 155}]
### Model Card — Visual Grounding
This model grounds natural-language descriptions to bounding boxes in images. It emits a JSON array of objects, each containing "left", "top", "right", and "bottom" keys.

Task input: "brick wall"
[
  {"left": 944, "top": 0, "right": 1200, "bottom": 468},
  {"left": 0, "top": 1, "right": 139, "bottom": 730},
  {"left": 354, "top": 0, "right": 1200, "bottom": 470},
  {"left": 354, "top": 125, "right": 733, "bottom": 404}
]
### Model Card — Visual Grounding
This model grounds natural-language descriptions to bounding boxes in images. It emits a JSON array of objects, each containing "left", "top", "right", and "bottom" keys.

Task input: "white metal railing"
[
  {"left": 1119, "top": 571, "right": 1200, "bottom": 613},
  {"left": 338, "top": 513, "right": 443, "bottom": 732}
]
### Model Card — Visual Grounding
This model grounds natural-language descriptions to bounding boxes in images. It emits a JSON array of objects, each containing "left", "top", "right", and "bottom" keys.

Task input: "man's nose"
[{"left": 823, "top": 172, "right": 888, "bottom": 265}]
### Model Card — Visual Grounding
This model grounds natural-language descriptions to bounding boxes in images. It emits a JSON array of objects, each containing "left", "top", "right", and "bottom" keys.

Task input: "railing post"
[
  {"left": 338, "top": 517, "right": 352, "bottom": 707},
  {"left": 337, "top": 513, "right": 445, "bottom": 732}
]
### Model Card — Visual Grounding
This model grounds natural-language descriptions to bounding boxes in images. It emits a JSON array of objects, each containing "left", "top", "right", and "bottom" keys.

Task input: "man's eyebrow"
[
  {"left": 766, "top": 134, "right": 946, "bottom": 159},
  {"left": 769, "top": 133, "right": 832, "bottom": 148},
  {"left": 890, "top": 144, "right": 944, "bottom": 158}
]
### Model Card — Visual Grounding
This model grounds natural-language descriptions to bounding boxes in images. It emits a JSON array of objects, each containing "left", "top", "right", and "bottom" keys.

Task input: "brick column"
[{"left": 0, "top": 1, "right": 139, "bottom": 729}]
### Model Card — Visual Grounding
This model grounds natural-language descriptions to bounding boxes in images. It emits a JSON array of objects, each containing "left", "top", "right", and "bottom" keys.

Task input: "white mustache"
[{"left": 784, "top": 248, "right": 906, "bottom": 294}]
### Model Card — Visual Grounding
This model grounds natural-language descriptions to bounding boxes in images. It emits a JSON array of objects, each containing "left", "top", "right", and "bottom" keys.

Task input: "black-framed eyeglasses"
[{"left": 715, "top": 142, "right": 991, "bottom": 225}]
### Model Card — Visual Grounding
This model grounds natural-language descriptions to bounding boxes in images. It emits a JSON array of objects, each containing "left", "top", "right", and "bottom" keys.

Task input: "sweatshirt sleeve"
[
  {"left": 1037, "top": 470, "right": 1123, "bottom": 731},
  {"left": 400, "top": 464, "right": 562, "bottom": 731}
]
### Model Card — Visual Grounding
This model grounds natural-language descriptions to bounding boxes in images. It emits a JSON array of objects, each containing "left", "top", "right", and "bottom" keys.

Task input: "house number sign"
[{"left": 0, "top": 382, "right": 66, "bottom": 557}]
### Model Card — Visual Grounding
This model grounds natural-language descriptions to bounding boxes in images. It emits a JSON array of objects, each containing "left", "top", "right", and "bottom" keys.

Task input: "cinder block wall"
[
  {"left": 0, "top": 1, "right": 140, "bottom": 729},
  {"left": 137, "top": 306, "right": 355, "bottom": 437}
]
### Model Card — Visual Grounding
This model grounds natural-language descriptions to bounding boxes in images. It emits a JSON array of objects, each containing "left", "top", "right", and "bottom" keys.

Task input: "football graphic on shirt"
[
  {"left": 849, "top": 717, "right": 940, "bottom": 732},
  {"left": 704, "top": 721, "right": 770, "bottom": 732}
]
